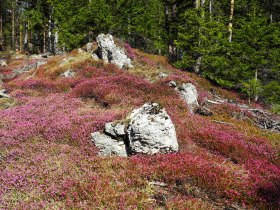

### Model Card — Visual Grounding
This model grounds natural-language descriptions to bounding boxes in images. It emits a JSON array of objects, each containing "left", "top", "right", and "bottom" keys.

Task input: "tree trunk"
[
  {"left": 201, "top": 0, "right": 205, "bottom": 6},
  {"left": 254, "top": 70, "right": 259, "bottom": 102},
  {"left": 20, "top": 22, "right": 23, "bottom": 52},
  {"left": 54, "top": 30, "right": 58, "bottom": 54},
  {"left": 228, "top": 0, "right": 234, "bottom": 42},
  {"left": 209, "top": 0, "right": 213, "bottom": 14},
  {"left": 194, "top": 56, "right": 202, "bottom": 74},
  {"left": 195, "top": 0, "right": 200, "bottom": 9},
  {"left": 24, "top": 21, "right": 28, "bottom": 51},
  {"left": 12, "top": 2, "right": 15, "bottom": 50},
  {"left": 0, "top": 13, "right": 3, "bottom": 50},
  {"left": 43, "top": 25, "right": 47, "bottom": 53}
]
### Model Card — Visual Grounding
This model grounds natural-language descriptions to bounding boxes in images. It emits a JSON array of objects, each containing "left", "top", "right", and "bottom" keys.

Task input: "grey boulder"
[
  {"left": 176, "top": 83, "right": 199, "bottom": 113},
  {"left": 95, "top": 34, "right": 133, "bottom": 69},
  {"left": 128, "top": 103, "right": 179, "bottom": 155}
]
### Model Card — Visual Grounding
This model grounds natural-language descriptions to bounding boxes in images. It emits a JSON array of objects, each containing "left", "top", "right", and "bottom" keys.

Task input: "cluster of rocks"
[
  {"left": 91, "top": 103, "right": 179, "bottom": 157},
  {"left": 92, "top": 34, "right": 133, "bottom": 69}
]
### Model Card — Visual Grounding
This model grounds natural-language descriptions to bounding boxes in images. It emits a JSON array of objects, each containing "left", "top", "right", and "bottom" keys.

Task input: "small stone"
[
  {"left": 91, "top": 132, "right": 127, "bottom": 157},
  {"left": 60, "top": 69, "right": 75, "bottom": 78},
  {"left": 169, "top": 81, "right": 177, "bottom": 88},
  {"left": 159, "top": 72, "right": 168, "bottom": 78},
  {"left": 86, "top": 43, "right": 93, "bottom": 52},
  {"left": 0, "top": 60, "right": 7, "bottom": 67}
]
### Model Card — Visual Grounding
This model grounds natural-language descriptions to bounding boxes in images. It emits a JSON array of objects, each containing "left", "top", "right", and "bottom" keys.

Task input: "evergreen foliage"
[{"left": 0, "top": 0, "right": 279, "bottom": 106}]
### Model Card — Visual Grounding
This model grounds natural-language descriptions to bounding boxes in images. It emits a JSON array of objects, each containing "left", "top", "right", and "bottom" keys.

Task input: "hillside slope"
[{"left": 0, "top": 47, "right": 279, "bottom": 209}]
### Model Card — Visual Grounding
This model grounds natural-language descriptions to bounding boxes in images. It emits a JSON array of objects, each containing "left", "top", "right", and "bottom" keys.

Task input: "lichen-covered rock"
[
  {"left": 176, "top": 83, "right": 199, "bottom": 113},
  {"left": 96, "top": 34, "right": 133, "bottom": 69},
  {"left": 91, "top": 132, "right": 127, "bottom": 157},
  {"left": 128, "top": 103, "right": 178, "bottom": 155}
]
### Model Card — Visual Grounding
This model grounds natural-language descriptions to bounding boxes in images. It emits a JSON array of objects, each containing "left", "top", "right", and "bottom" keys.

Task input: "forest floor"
[{"left": 0, "top": 47, "right": 279, "bottom": 209}]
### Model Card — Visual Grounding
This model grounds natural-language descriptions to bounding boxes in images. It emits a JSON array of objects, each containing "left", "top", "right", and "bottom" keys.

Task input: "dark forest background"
[{"left": 0, "top": 0, "right": 279, "bottom": 108}]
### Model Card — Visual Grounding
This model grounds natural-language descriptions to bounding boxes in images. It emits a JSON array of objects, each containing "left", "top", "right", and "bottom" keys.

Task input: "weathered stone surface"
[
  {"left": 128, "top": 103, "right": 178, "bottom": 155},
  {"left": 91, "top": 132, "right": 127, "bottom": 157},
  {"left": 105, "top": 122, "right": 126, "bottom": 138},
  {"left": 96, "top": 34, "right": 133, "bottom": 69},
  {"left": 176, "top": 83, "right": 199, "bottom": 113}
]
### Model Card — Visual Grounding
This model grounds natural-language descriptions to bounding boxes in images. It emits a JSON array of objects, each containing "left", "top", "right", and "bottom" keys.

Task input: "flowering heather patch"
[
  {"left": 192, "top": 123, "right": 277, "bottom": 163},
  {"left": 72, "top": 75, "right": 157, "bottom": 108},
  {"left": 138, "top": 56, "right": 157, "bottom": 67},
  {"left": 124, "top": 43, "right": 137, "bottom": 60},
  {"left": 0, "top": 94, "right": 124, "bottom": 147},
  {"left": 7, "top": 78, "right": 61, "bottom": 94},
  {"left": 131, "top": 152, "right": 252, "bottom": 204},
  {"left": 1, "top": 50, "right": 280, "bottom": 209}
]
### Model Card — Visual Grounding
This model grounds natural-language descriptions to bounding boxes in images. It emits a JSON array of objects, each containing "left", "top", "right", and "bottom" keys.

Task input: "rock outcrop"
[
  {"left": 94, "top": 34, "right": 133, "bottom": 69},
  {"left": 91, "top": 103, "right": 179, "bottom": 156},
  {"left": 128, "top": 103, "right": 179, "bottom": 155}
]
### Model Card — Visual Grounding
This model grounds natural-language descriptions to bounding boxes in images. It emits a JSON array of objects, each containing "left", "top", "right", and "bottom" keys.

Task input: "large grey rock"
[
  {"left": 96, "top": 34, "right": 133, "bottom": 69},
  {"left": 91, "top": 132, "right": 127, "bottom": 157},
  {"left": 128, "top": 103, "right": 178, "bottom": 155},
  {"left": 176, "top": 83, "right": 199, "bottom": 113}
]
